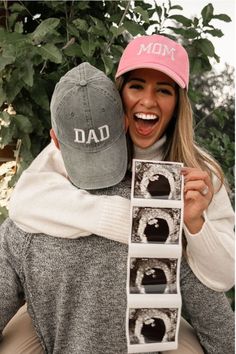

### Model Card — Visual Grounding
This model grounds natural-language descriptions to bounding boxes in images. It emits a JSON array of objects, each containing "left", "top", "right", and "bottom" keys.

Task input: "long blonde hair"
[{"left": 116, "top": 76, "right": 225, "bottom": 190}]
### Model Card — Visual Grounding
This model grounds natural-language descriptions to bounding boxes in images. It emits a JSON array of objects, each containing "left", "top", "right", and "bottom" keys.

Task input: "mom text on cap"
[{"left": 137, "top": 42, "right": 176, "bottom": 61}]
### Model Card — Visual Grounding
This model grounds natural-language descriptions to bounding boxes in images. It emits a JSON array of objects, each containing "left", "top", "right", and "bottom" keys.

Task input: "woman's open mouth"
[{"left": 134, "top": 113, "right": 159, "bottom": 136}]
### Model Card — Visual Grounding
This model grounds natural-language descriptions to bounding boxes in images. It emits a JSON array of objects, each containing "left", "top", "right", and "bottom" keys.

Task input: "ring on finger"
[{"left": 201, "top": 186, "right": 209, "bottom": 196}]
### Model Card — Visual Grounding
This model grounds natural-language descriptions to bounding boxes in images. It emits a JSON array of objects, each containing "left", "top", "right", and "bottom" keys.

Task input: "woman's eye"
[
  {"left": 158, "top": 88, "right": 173, "bottom": 95},
  {"left": 129, "top": 84, "right": 143, "bottom": 90}
]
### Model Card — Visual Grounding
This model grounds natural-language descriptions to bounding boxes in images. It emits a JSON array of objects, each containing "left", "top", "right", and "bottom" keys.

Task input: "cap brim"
[
  {"left": 115, "top": 62, "right": 186, "bottom": 89},
  {"left": 60, "top": 133, "right": 128, "bottom": 190}
]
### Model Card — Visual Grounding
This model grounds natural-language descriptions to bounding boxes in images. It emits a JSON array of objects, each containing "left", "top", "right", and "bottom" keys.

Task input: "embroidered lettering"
[
  {"left": 161, "top": 44, "right": 175, "bottom": 61},
  {"left": 87, "top": 129, "right": 99, "bottom": 144},
  {"left": 74, "top": 125, "right": 110, "bottom": 144},
  {"left": 137, "top": 43, "right": 153, "bottom": 55},
  {"left": 137, "top": 42, "right": 176, "bottom": 61},
  {"left": 152, "top": 43, "right": 162, "bottom": 55},
  {"left": 74, "top": 129, "right": 85, "bottom": 143},
  {"left": 99, "top": 125, "right": 110, "bottom": 141}
]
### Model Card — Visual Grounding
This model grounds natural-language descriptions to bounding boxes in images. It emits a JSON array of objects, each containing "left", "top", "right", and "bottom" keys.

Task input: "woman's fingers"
[
  {"left": 184, "top": 179, "right": 208, "bottom": 196},
  {"left": 181, "top": 167, "right": 213, "bottom": 200},
  {"left": 181, "top": 167, "right": 214, "bottom": 231}
]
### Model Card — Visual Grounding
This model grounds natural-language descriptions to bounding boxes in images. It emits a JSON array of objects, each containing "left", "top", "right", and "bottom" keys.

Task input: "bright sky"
[
  {"left": 175, "top": 0, "right": 235, "bottom": 69},
  {"left": 148, "top": 0, "right": 235, "bottom": 70}
]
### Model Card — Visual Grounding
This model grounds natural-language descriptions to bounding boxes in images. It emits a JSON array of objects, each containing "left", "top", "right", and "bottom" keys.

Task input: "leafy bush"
[
  {"left": 0, "top": 0, "right": 233, "bottom": 201},
  {"left": 0, "top": 0, "right": 234, "bottom": 307}
]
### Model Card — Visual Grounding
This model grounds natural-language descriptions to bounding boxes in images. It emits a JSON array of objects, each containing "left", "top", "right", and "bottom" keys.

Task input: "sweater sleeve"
[
  {"left": 184, "top": 182, "right": 235, "bottom": 292},
  {"left": 0, "top": 219, "right": 25, "bottom": 337},
  {"left": 9, "top": 143, "right": 131, "bottom": 244}
]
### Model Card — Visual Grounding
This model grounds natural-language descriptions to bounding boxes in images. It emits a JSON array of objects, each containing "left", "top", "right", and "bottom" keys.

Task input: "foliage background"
[
  {"left": 0, "top": 0, "right": 234, "bottom": 191},
  {"left": 0, "top": 0, "right": 234, "bottom": 307}
]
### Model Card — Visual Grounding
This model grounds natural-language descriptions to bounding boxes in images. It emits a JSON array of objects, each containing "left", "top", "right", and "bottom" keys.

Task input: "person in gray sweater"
[{"left": 0, "top": 60, "right": 234, "bottom": 354}]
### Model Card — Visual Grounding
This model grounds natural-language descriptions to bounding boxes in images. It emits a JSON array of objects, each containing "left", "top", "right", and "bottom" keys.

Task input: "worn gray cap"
[{"left": 50, "top": 62, "right": 127, "bottom": 189}]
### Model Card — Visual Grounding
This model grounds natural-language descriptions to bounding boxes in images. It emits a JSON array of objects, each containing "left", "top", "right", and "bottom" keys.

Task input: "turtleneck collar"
[{"left": 133, "top": 135, "right": 167, "bottom": 161}]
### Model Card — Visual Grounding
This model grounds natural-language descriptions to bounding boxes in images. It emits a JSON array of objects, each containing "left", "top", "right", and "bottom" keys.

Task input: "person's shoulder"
[{"left": 0, "top": 217, "right": 30, "bottom": 251}]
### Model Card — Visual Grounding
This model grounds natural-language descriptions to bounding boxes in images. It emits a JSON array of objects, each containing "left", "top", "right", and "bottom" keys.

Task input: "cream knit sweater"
[{"left": 9, "top": 138, "right": 235, "bottom": 292}]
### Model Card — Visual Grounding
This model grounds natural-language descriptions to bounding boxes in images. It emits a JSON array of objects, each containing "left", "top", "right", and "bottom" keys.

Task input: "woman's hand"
[{"left": 181, "top": 167, "right": 213, "bottom": 234}]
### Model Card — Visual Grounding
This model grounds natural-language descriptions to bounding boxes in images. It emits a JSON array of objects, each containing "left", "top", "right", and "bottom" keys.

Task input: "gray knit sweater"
[
  {"left": 0, "top": 176, "right": 234, "bottom": 354},
  {"left": 0, "top": 178, "right": 134, "bottom": 353}
]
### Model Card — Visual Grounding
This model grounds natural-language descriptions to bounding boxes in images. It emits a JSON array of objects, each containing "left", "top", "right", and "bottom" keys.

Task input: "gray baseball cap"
[{"left": 50, "top": 62, "right": 127, "bottom": 190}]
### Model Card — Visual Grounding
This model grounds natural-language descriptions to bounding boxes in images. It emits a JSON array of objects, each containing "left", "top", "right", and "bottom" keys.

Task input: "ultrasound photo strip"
[
  {"left": 128, "top": 308, "right": 180, "bottom": 353},
  {"left": 129, "top": 258, "right": 179, "bottom": 295},
  {"left": 127, "top": 159, "right": 183, "bottom": 353},
  {"left": 132, "top": 161, "right": 183, "bottom": 201},
  {"left": 131, "top": 206, "right": 181, "bottom": 244}
]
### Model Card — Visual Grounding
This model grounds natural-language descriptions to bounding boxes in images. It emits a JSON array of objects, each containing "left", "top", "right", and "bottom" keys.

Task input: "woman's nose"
[{"left": 140, "top": 89, "right": 158, "bottom": 109}]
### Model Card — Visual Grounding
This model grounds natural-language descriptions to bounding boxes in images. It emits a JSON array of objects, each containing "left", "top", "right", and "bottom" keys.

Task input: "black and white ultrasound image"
[
  {"left": 130, "top": 258, "right": 178, "bottom": 294},
  {"left": 131, "top": 207, "right": 181, "bottom": 244},
  {"left": 129, "top": 308, "right": 178, "bottom": 344},
  {"left": 133, "top": 162, "right": 182, "bottom": 200}
]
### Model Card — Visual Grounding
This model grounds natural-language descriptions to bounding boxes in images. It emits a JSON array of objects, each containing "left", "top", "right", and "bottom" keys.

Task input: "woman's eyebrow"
[
  {"left": 157, "top": 82, "right": 176, "bottom": 87},
  {"left": 126, "top": 77, "right": 145, "bottom": 83},
  {"left": 126, "top": 78, "right": 175, "bottom": 87}
]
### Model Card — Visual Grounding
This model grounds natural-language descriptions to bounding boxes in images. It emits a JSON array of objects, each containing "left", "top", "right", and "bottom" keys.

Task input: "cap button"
[{"left": 79, "top": 80, "right": 87, "bottom": 86}]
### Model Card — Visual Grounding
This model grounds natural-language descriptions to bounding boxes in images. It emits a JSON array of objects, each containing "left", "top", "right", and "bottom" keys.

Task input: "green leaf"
[
  {"left": 213, "top": 53, "right": 220, "bottom": 63},
  {"left": 0, "top": 86, "right": 7, "bottom": 107},
  {"left": 5, "top": 69, "right": 25, "bottom": 102},
  {"left": 67, "top": 24, "right": 81, "bottom": 38},
  {"left": 38, "top": 43, "right": 62, "bottom": 64},
  {"left": 14, "top": 21, "right": 24, "bottom": 34},
  {"left": 205, "top": 29, "right": 223, "bottom": 37},
  {"left": 190, "top": 58, "right": 202, "bottom": 74},
  {"left": 32, "top": 18, "right": 60, "bottom": 42},
  {"left": 72, "top": 19, "right": 88, "bottom": 32},
  {"left": 30, "top": 79, "right": 50, "bottom": 111},
  {"left": 101, "top": 55, "right": 114, "bottom": 76},
  {"left": 0, "top": 28, "right": 27, "bottom": 46},
  {"left": 8, "top": 13, "right": 18, "bottom": 30},
  {"left": 123, "top": 20, "right": 145, "bottom": 36},
  {"left": 90, "top": 16, "right": 107, "bottom": 32},
  {"left": 200, "top": 55, "right": 212, "bottom": 71},
  {"left": 0, "top": 55, "right": 15, "bottom": 71},
  {"left": 111, "top": 44, "right": 124, "bottom": 56},
  {"left": 110, "top": 25, "right": 125, "bottom": 37},
  {"left": 81, "top": 39, "right": 97, "bottom": 57},
  {"left": 196, "top": 38, "right": 215, "bottom": 57},
  {"left": 170, "top": 5, "right": 183, "bottom": 10},
  {"left": 77, "top": 1, "right": 90, "bottom": 10},
  {"left": 167, "top": 26, "right": 186, "bottom": 36},
  {"left": 9, "top": 3, "right": 25, "bottom": 12},
  {"left": 193, "top": 17, "right": 199, "bottom": 26},
  {"left": 184, "top": 28, "right": 199, "bottom": 39},
  {"left": 168, "top": 15, "right": 192, "bottom": 27},
  {"left": 213, "top": 14, "right": 231, "bottom": 22},
  {"left": 63, "top": 43, "right": 83, "bottom": 57},
  {"left": 155, "top": 4, "right": 162, "bottom": 19},
  {"left": 134, "top": 6, "right": 150, "bottom": 23},
  {"left": 22, "top": 63, "right": 34, "bottom": 87},
  {"left": 13, "top": 115, "right": 33, "bottom": 134},
  {"left": 201, "top": 4, "right": 214, "bottom": 25},
  {"left": 0, "top": 125, "right": 16, "bottom": 147},
  {"left": 10, "top": 3, "right": 26, "bottom": 13}
]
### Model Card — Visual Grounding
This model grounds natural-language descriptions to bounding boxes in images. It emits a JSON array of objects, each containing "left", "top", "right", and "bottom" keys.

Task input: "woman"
[{"left": 4, "top": 34, "right": 235, "bottom": 353}]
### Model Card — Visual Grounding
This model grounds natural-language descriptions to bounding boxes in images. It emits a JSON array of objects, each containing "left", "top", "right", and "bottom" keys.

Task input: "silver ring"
[{"left": 201, "top": 186, "right": 209, "bottom": 196}]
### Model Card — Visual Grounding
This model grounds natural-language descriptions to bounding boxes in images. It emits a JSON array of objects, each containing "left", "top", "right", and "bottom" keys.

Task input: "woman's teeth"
[
  {"left": 134, "top": 113, "right": 159, "bottom": 127},
  {"left": 135, "top": 113, "right": 158, "bottom": 120},
  {"left": 133, "top": 113, "right": 159, "bottom": 135}
]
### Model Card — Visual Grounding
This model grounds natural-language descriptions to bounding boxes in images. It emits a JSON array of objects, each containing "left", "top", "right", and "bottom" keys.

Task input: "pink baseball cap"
[{"left": 115, "top": 34, "right": 189, "bottom": 89}]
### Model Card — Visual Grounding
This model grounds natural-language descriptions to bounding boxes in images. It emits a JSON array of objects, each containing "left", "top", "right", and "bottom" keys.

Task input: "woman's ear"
[{"left": 50, "top": 129, "right": 60, "bottom": 150}]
